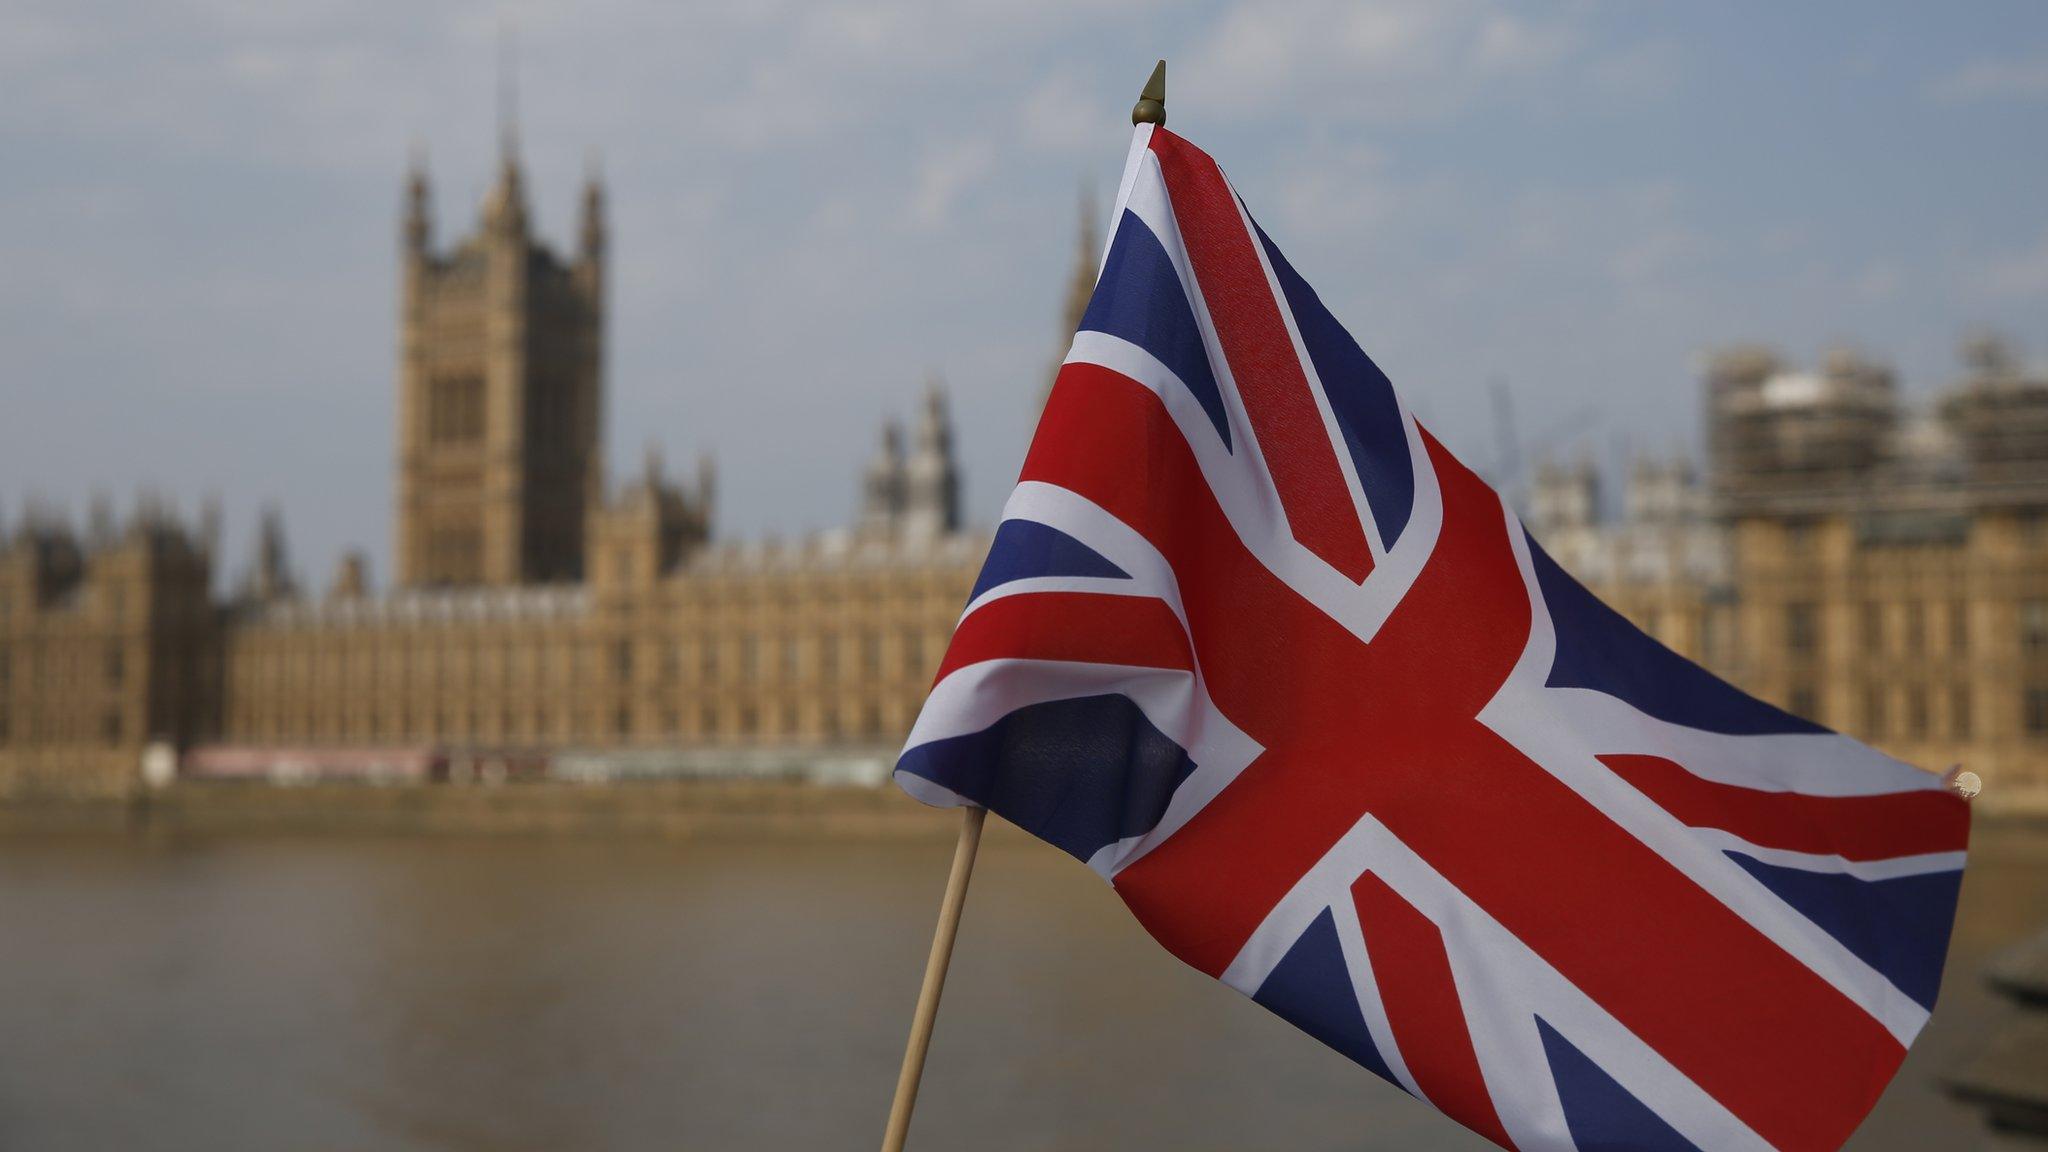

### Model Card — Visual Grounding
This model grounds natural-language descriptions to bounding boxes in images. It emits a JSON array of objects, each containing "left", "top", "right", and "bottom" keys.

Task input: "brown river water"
[{"left": 1, "top": 817, "right": 2043, "bottom": 1151}]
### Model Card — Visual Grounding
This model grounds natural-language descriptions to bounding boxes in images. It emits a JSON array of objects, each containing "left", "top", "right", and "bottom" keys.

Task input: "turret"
[
  {"left": 903, "top": 379, "right": 962, "bottom": 539},
  {"left": 696, "top": 453, "right": 717, "bottom": 538},
  {"left": 403, "top": 154, "right": 432, "bottom": 257},
  {"left": 587, "top": 445, "right": 710, "bottom": 591},
  {"left": 579, "top": 164, "right": 606, "bottom": 267},
  {"left": 246, "top": 506, "right": 296, "bottom": 603},
  {"left": 484, "top": 151, "right": 528, "bottom": 238},
  {"left": 860, "top": 421, "right": 907, "bottom": 539},
  {"left": 6, "top": 506, "right": 84, "bottom": 608},
  {"left": 1046, "top": 191, "right": 1100, "bottom": 406},
  {"left": 1063, "top": 192, "right": 1099, "bottom": 334},
  {"left": 486, "top": 29, "right": 527, "bottom": 241},
  {"left": 328, "top": 550, "right": 369, "bottom": 601}
]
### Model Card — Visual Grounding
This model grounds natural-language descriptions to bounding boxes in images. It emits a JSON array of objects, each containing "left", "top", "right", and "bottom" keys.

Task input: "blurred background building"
[
  {"left": 0, "top": 130, "right": 989, "bottom": 797},
  {"left": 1530, "top": 338, "right": 2048, "bottom": 807},
  {"left": 2, "top": 130, "right": 2045, "bottom": 807}
]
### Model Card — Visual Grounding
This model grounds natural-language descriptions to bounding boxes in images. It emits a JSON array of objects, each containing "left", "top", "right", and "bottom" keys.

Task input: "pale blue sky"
[{"left": 2, "top": 1, "right": 2045, "bottom": 588}]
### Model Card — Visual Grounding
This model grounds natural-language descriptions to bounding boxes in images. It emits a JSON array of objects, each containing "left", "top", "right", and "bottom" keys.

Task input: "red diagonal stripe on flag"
[
  {"left": 1148, "top": 128, "right": 1374, "bottom": 583},
  {"left": 1353, "top": 872, "right": 1518, "bottom": 1152},
  {"left": 1027, "top": 360, "right": 1905, "bottom": 1152},
  {"left": 1600, "top": 754, "right": 1969, "bottom": 862}
]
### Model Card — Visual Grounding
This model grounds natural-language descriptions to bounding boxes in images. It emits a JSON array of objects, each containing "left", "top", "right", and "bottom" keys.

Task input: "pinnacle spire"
[
  {"left": 404, "top": 144, "right": 432, "bottom": 252},
  {"left": 1078, "top": 180, "right": 1100, "bottom": 256},
  {"left": 904, "top": 379, "right": 961, "bottom": 537},
  {"left": 580, "top": 150, "right": 607, "bottom": 261},
  {"left": 497, "top": 20, "right": 520, "bottom": 167},
  {"left": 1064, "top": 183, "right": 1099, "bottom": 327},
  {"left": 1046, "top": 187, "right": 1101, "bottom": 407},
  {"left": 486, "top": 24, "right": 527, "bottom": 234}
]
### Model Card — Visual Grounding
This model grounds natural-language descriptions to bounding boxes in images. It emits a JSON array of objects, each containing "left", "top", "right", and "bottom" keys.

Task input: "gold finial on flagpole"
[
  {"left": 1943, "top": 764, "right": 1982, "bottom": 801},
  {"left": 1132, "top": 59, "right": 1167, "bottom": 127}
]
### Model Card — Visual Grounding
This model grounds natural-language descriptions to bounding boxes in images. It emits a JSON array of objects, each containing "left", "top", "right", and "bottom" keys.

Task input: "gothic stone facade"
[
  {"left": 3, "top": 150, "right": 2046, "bottom": 804},
  {"left": 0, "top": 149, "right": 977, "bottom": 797},
  {"left": 0, "top": 509, "right": 218, "bottom": 795},
  {"left": 222, "top": 532, "right": 982, "bottom": 759},
  {"left": 220, "top": 152, "right": 974, "bottom": 776},
  {"left": 397, "top": 156, "right": 604, "bottom": 587},
  {"left": 225, "top": 394, "right": 976, "bottom": 760}
]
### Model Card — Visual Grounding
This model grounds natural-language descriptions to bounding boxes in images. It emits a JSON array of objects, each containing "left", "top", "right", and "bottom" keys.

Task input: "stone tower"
[
  {"left": 1045, "top": 191, "right": 1100, "bottom": 406},
  {"left": 395, "top": 137, "right": 605, "bottom": 587},
  {"left": 859, "top": 421, "right": 907, "bottom": 539},
  {"left": 246, "top": 506, "right": 296, "bottom": 602},
  {"left": 902, "top": 380, "right": 961, "bottom": 539},
  {"left": 1060, "top": 190, "right": 1099, "bottom": 341}
]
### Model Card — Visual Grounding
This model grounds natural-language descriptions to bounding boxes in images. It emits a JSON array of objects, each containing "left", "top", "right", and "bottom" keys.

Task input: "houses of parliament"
[{"left": 2, "top": 133, "right": 2047, "bottom": 807}]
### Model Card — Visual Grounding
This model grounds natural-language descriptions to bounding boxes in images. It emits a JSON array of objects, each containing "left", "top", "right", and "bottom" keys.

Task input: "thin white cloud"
[
  {"left": 1587, "top": 37, "right": 1682, "bottom": 101},
  {"left": 1268, "top": 143, "right": 1436, "bottom": 248},
  {"left": 1473, "top": 12, "right": 1578, "bottom": 73},
  {"left": 1608, "top": 227, "right": 1708, "bottom": 289},
  {"left": 1181, "top": 0, "right": 1594, "bottom": 124},
  {"left": 1927, "top": 51, "right": 2048, "bottom": 103},
  {"left": 906, "top": 138, "right": 996, "bottom": 232},
  {"left": 1018, "top": 71, "right": 1106, "bottom": 156},
  {"left": 1510, "top": 183, "right": 1691, "bottom": 262}
]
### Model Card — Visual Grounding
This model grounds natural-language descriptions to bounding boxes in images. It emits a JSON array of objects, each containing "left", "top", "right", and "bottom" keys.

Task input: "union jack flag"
[{"left": 895, "top": 124, "right": 1969, "bottom": 1152}]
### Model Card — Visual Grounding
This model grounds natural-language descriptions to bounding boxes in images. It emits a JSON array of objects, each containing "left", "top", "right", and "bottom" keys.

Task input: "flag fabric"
[{"left": 894, "top": 124, "right": 1969, "bottom": 1152}]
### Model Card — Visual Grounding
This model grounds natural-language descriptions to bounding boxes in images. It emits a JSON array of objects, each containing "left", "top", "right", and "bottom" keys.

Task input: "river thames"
[{"left": 2, "top": 816, "right": 2043, "bottom": 1150}]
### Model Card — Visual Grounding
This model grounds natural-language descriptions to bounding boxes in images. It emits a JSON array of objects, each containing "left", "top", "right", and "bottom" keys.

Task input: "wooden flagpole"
[
  {"left": 877, "top": 60, "right": 1167, "bottom": 1152},
  {"left": 879, "top": 804, "right": 986, "bottom": 1152}
]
